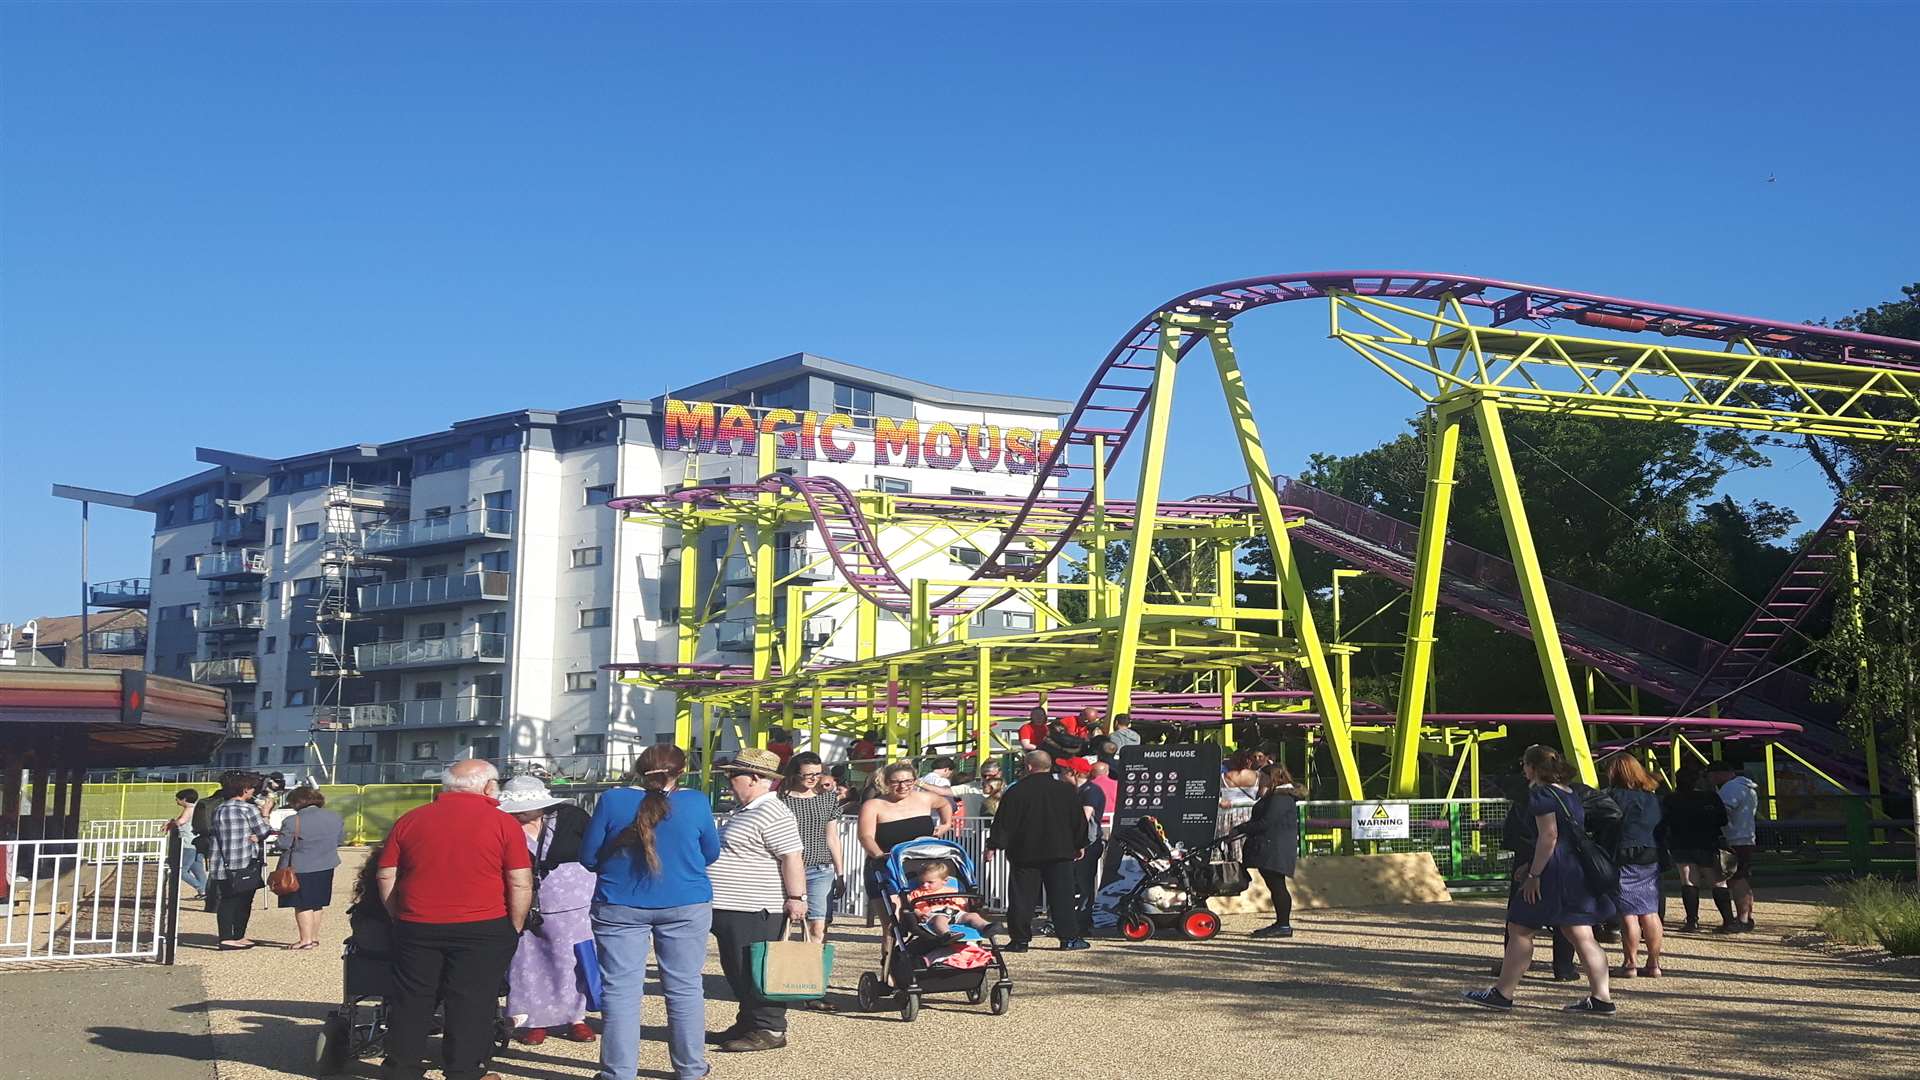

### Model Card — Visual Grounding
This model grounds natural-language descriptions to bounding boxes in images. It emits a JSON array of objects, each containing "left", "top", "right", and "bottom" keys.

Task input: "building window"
[
  {"left": 571, "top": 546, "right": 603, "bottom": 568},
  {"left": 347, "top": 744, "right": 373, "bottom": 764},
  {"left": 161, "top": 501, "right": 178, "bottom": 528},
  {"left": 287, "top": 688, "right": 309, "bottom": 707},
  {"left": 951, "top": 486, "right": 986, "bottom": 496},
  {"left": 272, "top": 527, "right": 285, "bottom": 545},
  {"left": 414, "top": 681, "right": 443, "bottom": 700},
  {"left": 418, "top": 621, "right": 446, "bottom": 640},
  {"left": 950, "top": 546, "right": 985, "bottom": 569},
  {"left": 572, "top": 422, "right": 613, "bottom": 447},
  {"left": 296, "top": 466, "right": 328, "bottom": 488},
  {"left": 425, "top": 506, "right": 452, "bottom": 522},
  {"left": 184, "top": 555, "right": 200, "bottom": 572},
  {"left": 411, "top": 741, "right": 439, "bottom": 761},
  {"left": 190, "top": 491, "right": 212, "bottom": 522},
  {"left": 1005, "top": 610, "right": 1035, "bottom": 630},
  {"left": 471, "top": 736, "right": 501, "bottom": 758},
  {"left": 296, "top": 522, "right": 320, "bottom": 542},
  {"left": 257, "top": 747, "right": 271, "bottom": 764},
  {"left": 282, "top": 746, "right": 306, "bottom": 764},
  {"left": 875, "top": 476, "right": 910, "bottom": 494},
  {"left": 585, "top": 484, "right": 615, "bottom": 506},
  {"left": 160, "top": 558, "right": 171, "bottom": 575},
  {"left": 415, "top": 448, "right": 458, "bottom": 472},
  {"left": 264, "top": 636, "right": 277, "bottom": 654},
  {"left": 579, "top": 607, "right": 610, "bottom": 629},
  {"left": 261, "top": 690, "right": 274, "bottom": 710},
  {"left": 269, "top": 581, "right": 282, "bottom": 601},
  {"left": 294, "top": 577, "right": 321, "bottom": 597},
  {"left": 484, "top": 431, "right": 517, "bottom": 453},
  {"left": 419, "top": 563, "right": 449, "bottom": 579},
  {"left": 479, "top": 550, "right": 511, "bottom": 573},
  {"left": 566, "top": 671, "right": 597, "bottom": 693},
  {"left": 574, "top": 734, "right": 606, "bottom": 755},
  {"left": 1005, "top": 551, "right": 1041, "bottom": 570},
  {"left": 294, "top": 634, "right": 317, "bottom": 652},
  {"left": 222, "top": 752, "right": 246, "bottom": 767},
  {"left": 834, "top": 383, "right": 875, "bottom": 428}
]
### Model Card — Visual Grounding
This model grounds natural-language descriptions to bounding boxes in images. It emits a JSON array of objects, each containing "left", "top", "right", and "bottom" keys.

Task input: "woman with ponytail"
[{"left": 582, "top": 745, "right": 720, "bottom": 1080}]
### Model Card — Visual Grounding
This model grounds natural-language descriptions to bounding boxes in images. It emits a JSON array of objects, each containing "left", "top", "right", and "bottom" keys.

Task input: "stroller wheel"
[
  {"left": 1181, "top": 909, "right": 1221, "bottom": 941},
  {"left": 314, "top": 1014, "right": 350, "bottom": 1077},
  {"left": 900, "top": 993, "right": 920, "bottom": 1023},
  {"left": 856, "top": 971, "right": 880, "bottom": 1012},
  {"left": 989, "top": 983, "right": 1013, "bottom": 1016},
  {"left": 966, "top": 985, "right": 986, "bottom": 1005},
  {"left": 1120, "top": 916, "right": 1154, "bottom": 942}
]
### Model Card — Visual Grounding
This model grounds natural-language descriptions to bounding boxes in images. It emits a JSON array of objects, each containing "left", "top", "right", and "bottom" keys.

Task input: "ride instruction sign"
[
  {"left": 1115, "top": 743, "right": 1221, "bottom": 852},
  {"left": 1351, "top": 801, "right": 1412, "bottom": 840}
]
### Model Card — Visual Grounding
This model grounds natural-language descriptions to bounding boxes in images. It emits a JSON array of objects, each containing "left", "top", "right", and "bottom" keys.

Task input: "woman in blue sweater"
[{"left": 583, "top": 745, "right": 721, "bottom": 1080}]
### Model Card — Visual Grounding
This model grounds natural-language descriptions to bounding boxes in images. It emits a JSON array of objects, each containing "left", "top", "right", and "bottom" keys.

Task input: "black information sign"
[{"left": 1114, "top": 743, "right": 1222, "bottom": 853}]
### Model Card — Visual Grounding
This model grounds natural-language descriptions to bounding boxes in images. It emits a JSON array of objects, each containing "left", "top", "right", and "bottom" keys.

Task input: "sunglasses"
[{"left": 888, "top": 778, "right": 916, "bottom": 787}]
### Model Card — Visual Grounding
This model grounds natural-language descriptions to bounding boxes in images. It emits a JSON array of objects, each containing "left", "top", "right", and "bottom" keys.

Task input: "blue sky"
[{"left": 3, "top": 2, "right": 1916, "bottom": 621}]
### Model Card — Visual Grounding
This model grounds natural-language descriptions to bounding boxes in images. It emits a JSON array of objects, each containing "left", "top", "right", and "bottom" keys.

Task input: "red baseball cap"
[{"left": 1061, "top": 757, "right": 1093, "bottom": 775}]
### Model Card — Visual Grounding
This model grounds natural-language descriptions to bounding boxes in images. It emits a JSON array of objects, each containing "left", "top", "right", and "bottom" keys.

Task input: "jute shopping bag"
[{"left": 749, "top": 921, "right": 834, "bottom": 1001}]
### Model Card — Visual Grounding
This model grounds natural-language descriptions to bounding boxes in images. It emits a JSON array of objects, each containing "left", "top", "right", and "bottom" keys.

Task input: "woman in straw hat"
[
  {"left": 706, "top": 748, "right": 809, "bottom": 1053},
  {"left": 498, "top": 774, "right": 596, "bottom": 1045}
]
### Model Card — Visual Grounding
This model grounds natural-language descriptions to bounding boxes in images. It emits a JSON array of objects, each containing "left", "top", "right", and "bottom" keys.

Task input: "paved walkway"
[
  {"left": 9, "top": 964, "right": 217, "bottom": 1080},
  {"left": 13, "top": 857, "right": 1915, "bottom": 1080}
]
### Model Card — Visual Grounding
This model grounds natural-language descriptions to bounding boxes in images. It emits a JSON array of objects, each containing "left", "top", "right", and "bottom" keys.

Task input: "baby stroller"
[
  {"left": 854, "top": 837, "right": 1012, "bottom": 1021},
  {"left": 1111, "top": 816, "right": 1249, "bottom": 943},
  {"left": 314, "top": 903, "right": 513, "bottom": 1075}
]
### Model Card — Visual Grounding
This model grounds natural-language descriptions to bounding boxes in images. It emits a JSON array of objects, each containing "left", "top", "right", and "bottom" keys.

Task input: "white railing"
[
  {"left": 362, "top": 508, "right": 514, "bottom": 553},
  {"left": 196, "top": 602, "right": 264, "bottom": 632},
  {"left": 354, "top": 632, "right": 506, "bottom": 671},
  {"left": 197, "top": 549, "right": 268, "bottom": 578},
  {"left": 826, "top": 816, "right": 1009, "bottom": 917},
  {"left": 2, "top": 835, "right": 178, "bottom": 964},
  {"left": 81, "top": 819, "right": 171, "bottom": 860},
  {"left": 357, "top": 571, "right": 510, "bottom": 612}
]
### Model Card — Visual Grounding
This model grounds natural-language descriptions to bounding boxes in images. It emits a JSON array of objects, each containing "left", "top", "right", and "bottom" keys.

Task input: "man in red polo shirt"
[{"left": 375, "top": 759, "right": 533, "bottom": 1080}]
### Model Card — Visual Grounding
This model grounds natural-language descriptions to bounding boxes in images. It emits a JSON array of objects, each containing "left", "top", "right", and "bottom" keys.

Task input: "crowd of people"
[{"left": 1465, "top": 746, "right": 1765, "bottom": 1016}]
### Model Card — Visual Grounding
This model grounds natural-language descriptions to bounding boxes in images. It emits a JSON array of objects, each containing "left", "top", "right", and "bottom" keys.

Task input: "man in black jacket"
[{"left": 989, "top": 751, "right": 1089, "bottom": 951}]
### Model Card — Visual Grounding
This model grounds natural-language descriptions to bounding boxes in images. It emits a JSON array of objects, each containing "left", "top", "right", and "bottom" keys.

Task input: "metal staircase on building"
[{"left": 306, "top": 483, "right": 402, "bottom": 773}]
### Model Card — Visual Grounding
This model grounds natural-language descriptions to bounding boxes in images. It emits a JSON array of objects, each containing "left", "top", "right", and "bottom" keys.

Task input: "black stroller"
[
  {"left": 854, "top": 837, "right": 1013, "bottom": 1021},
  {"left": 314, "top": 902, "right": 513, "bottom": 1075},
  {"left": 1111, "top": 816, "right": 1249, "bottom": 942}
]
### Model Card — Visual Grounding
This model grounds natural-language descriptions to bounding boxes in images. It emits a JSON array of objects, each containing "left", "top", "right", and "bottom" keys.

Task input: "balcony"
[
  {"left": 362, "top": 508, "right": 514, "bottom": 556},
  {"left": 191, "top": 656, "right": 258, "bottom": 685},
  {"left": 724, "top": 547, "right": 833, "bottom": 585},
  {"left": 325, "top": 483, "right": 410, "bottom": 511},
  {"left": 228, "top": 704, "right": 257, "bottom": 740},
  {"left": 354, "top": 631, "right": 506, "bottom": 672},
  {"left": 212, "top": 508, "right": 266, "bottom": 543},
  {"left": 357, "top": 571, "right": 511, "bottom": 614},
  {"left": 197, "top": 549, "right": 268, "bottom": 581},
  {"left": 196, "top": 602, "right": 264, "bottom": 633},
  {"left": 312, "top": 696, "right": 504, "bottom": 731},
  {"left": 87, "top": 628, "right": 147, "bottom": 655},
  {"left": 89, "top": 577, "right": 151, "bottom": 609}
]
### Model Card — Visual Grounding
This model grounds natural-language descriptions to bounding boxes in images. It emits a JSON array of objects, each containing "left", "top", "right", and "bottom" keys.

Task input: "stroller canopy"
[{"left": 881, "top": 837, "right": 976, "bottom": 896}]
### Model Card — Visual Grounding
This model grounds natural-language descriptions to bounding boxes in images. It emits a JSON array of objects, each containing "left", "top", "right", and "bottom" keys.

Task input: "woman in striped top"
[
  {"left": 778, "top": 752, "right": 845, "bottom": 948},
  {"left": 708, "top": 749, "right": 808, "bottom": 1054}
]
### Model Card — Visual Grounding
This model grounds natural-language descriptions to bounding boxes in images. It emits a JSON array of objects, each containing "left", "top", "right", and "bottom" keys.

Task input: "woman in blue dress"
[{"left": 1465, "top": 744, "right": 1616, "bottom": 1014}]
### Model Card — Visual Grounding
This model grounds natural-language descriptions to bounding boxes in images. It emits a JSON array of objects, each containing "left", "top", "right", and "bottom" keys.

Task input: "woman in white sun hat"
[{"left": 499, "top": 773, "right": 598, "bottom": 1045}]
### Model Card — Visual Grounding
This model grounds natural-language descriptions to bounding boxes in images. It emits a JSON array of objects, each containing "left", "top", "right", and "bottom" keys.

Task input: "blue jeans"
[
  {"left": 180, "top": 848, "right": 208, "bottom": 893},
  {"left": 592, "top": 902, "right": 711, "bottom": 1080},
  {"left": 803, "top": 864, "right": 837, "bottom": 923}
]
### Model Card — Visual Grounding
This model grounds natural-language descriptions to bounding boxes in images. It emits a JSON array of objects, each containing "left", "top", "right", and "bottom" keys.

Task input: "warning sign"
[{"left": 1350, "top": 801, "right": 1411, "bottom": 840}]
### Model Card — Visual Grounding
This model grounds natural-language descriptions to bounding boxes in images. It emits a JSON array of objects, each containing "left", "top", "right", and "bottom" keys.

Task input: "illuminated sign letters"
[{"left": 661, "top": 399, "right": 1059, "bottom": 476}]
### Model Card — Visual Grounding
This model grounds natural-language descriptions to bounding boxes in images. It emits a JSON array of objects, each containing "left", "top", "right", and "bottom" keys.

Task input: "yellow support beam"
[
  {"left": 1109, "top": 320, "right": 1182, "bottom": 718},
  {"left": 1389, "top": 405, "right": 1465, "bottom": 795}
]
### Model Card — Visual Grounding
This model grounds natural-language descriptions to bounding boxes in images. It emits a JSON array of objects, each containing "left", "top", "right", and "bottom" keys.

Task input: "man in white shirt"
[{"left": 1708, "top": 761, "right": 1760, "bottom": 932}]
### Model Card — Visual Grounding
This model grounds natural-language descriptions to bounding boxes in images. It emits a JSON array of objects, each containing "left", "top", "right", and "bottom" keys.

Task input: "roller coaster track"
[{"left": 626, "top": 272, "right": 1920, "bottom": 620}]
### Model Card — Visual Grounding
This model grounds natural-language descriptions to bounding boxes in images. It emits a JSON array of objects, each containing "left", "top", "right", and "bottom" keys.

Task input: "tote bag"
[
  {"left": 573, "top": 939, "right": 605, "bottom": 1013},
  {"left": 748, "top": 922, "right": 835, "bottom": 1001}
]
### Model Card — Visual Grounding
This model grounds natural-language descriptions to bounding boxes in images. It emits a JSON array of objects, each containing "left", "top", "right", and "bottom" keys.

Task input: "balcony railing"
[
  {"left": 356, "top": 571, "right": 511, "bottom": 614},
  {"left": 228, "top": 704, "right": 257, "bottom": 740},
  {"left": 362, "top": 508, "right": 514, "bottom": 555},
  {"left": 197, "top": 549, "right": 268, "bottom": 580},
  {"left": 196, "top": 602, "right": 264, "bottom": 633},
  {"left": 87, "top": 628, "right": 148, "bottom": 655},
  {"left": 190, "top": 656, "right": 258, "bottom": 685},
  {"left": 213, "top": 509, "right": 266, "bottom": 543},
  {"left": 724, "top": 547, "right": 832, "bottom": 584},
  {"left": 354, "top": 631, "right": 506, "bottom": 672},
  {"left": 326, "top": 482, "right": 410, "bottom": 509},
  {"left": 89, "top": 578, "right": 151, "bottom": 608},
  {"left": 312, "top": 696, "right": 504, "bottom": 730}
]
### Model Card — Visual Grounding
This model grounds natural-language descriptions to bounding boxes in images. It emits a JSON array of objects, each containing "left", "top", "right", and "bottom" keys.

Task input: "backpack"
[
  {"left": 191, "top": 794, "right": 225, "bottom": 857},
  {"left": 1576, "top": 784, "right": 1624, "bottom": 860}
]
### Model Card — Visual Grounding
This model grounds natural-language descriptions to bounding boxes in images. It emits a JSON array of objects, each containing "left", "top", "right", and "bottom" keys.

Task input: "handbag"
[
  {"left": 268, "top": 816, "right": 302, "bottom": 896},
  {"left": 521, "top": 816, "right": 549, "bottom": 934},
  {"left": 225, "top": 858, "right": 265, "bottom": 895},
  {"left": 574, "top": 939, "right": 605, "bottom": 1013},
  {"left": 748, "top": 921, "right": 835, "bottom": 1001},
  {"left": 1547, "top": 788, "right": 1619, "bottom": 900}
]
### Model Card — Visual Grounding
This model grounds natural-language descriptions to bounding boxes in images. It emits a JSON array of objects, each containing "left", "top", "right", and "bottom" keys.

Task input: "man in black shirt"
[{"left": 989, "top": 751, "right": 1089, "bottom": 951}]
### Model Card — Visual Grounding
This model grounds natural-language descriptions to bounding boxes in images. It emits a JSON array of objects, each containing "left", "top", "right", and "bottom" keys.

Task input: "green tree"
[
  {"left": 1815, "top": 490, "right": 1920, "bottom": 881},
  {"left": 1800, "top": 283, "right": 1920, "bottom": 494}
]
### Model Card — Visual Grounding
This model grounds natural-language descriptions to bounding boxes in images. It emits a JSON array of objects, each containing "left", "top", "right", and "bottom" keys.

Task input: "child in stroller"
[
  {"left": 906, "top": 858, "right": 996, "bottom": 939},
  {"left": 855, "top": 838, "right": 1012, "bottom": 1022}
]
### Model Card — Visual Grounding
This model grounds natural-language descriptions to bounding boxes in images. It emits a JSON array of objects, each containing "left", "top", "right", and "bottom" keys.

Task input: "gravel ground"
[{"left": 167, "top": 853, "right": 1915, "bottom": 1080}]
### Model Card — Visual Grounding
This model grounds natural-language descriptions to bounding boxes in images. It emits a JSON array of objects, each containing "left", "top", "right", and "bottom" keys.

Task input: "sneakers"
[
  {"left": 1003, "top": 941, "right": 1030, "bottom": 953},
  {"left": 1061, "top": 938, "right": 1091, "bottom": 951},
  {"left": 1678, "top": 919, "right": 1700, "bottom": 933},
  {"left": 719, "top": 1029, "right": 788, "bottom": 1052},
  {"left": 1251, "top": 924, "right": 1294, "bottom": 939},
  {"left": 1462, "top": 988, "right": 1514, "bottom": 1011},
  {"left": 704, "top": 1027, "right": 743, "bottom": 1046},
  {"left": 1712, "top": 921, "right": 1742, "bottom": 935},
  {"left": 1564, "top": 996, "right": 1617, "bottom": 1015}
]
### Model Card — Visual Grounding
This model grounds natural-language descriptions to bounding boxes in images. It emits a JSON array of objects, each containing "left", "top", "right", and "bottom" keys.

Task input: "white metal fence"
[
  {"left": 826, "top": 817, "right": 1012, "bottom": 917},
  {"left": 2, "top": 835, "right": 179, "bottom": 964},
  {"left": 81, "top": 819, "right": 171, "bottom": 860}
]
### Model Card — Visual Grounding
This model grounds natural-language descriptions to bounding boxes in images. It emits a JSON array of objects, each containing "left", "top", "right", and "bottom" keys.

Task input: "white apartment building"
[{"left": 92, "top": 354, "right": 1067, "bottom": 782}]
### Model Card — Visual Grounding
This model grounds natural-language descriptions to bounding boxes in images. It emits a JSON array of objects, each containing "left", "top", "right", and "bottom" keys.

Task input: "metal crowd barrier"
[{"left": 2, "top": 833, "right": 180, "bottom": 965}]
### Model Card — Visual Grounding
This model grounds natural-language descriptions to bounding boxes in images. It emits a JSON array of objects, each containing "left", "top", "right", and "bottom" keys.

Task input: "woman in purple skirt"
[
  {"left": 1604, "top": 755, "right": 1665, "bottom": 978},
  {"left": 500, "top": 776, "right": 598, "bottom": 1044}
]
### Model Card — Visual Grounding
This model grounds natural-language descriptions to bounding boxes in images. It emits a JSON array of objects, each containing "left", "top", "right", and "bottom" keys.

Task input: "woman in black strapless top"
[{"left": 857, "top": 761, "right": 953, "bottom": 911}]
